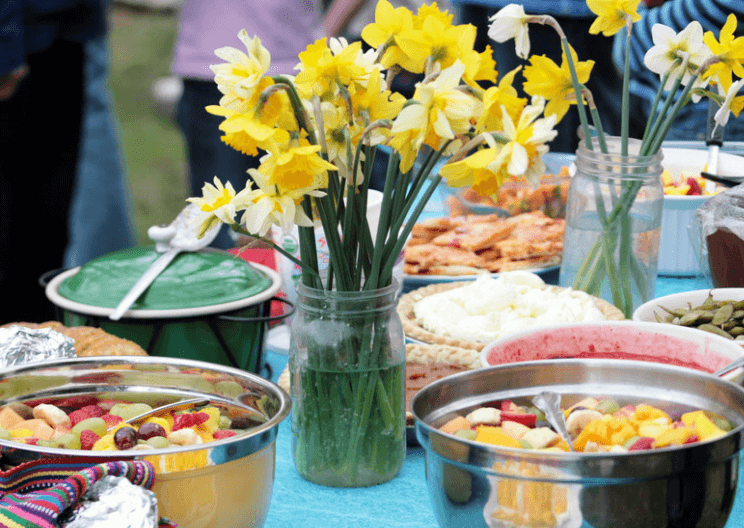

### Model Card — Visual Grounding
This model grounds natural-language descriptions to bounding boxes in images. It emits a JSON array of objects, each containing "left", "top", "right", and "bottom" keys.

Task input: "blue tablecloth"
[
  {"left": 261, "top": 275, "right": 736, "bottom": 528},
  {"left": 260, "top": 169, "right": 732, "bottom": 527}
]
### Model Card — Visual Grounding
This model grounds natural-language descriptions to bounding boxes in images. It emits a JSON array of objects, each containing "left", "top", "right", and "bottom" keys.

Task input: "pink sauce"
[{"left": 485, "top": 325, "right": 732, "bottom": 373}]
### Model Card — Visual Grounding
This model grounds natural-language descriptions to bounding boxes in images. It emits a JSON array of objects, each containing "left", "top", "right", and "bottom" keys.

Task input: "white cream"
[{"left": 413, "top": 272, "right": 607, "bottom": 343}]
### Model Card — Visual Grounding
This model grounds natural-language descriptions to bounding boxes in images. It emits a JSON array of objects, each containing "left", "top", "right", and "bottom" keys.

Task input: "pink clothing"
[{"left": 171, "top": 0, "right": 323, "bottom": 80}]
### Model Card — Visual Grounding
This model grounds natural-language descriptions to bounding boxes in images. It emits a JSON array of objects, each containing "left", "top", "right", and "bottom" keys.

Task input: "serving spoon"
[
  {"left": 712, "top": 356, "right": 744, "bottom": 378},
  {"left": 531, "top": 391, "right": 576, "bottom": 452},
  {"left": 109, "top": 204, "right": 221, "bottom": 321}
]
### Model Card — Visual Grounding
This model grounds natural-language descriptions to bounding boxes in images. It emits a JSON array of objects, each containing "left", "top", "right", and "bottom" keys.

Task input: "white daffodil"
[
  {"left": 488, "top": 4, "right": 530, "bottom": 60},
  {"left": 210, "top": 30, "right": 272, "bottom": 110},
  {"left": 714, "top": 78, "right": 744, "bottom": 132},
  {"left": 643, "top": 22, "right": 713, "bottom": 93},
  {"left": 242, "top": 169, "right": 325, "bottom": 236},
  {"left": 186, "top": 177, "right": 256, "bottom": 238},
  {"left": 490, "top": 96, "right": 557, "bottom": 186}
]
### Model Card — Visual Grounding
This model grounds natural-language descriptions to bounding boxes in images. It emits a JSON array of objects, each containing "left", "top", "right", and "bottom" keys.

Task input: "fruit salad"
[
  {"left": 0, "top": 396, "right": 263, "bottom": 452},
  {"left": 439, "top": 396, "right": 735, "bottom": 453},
  {"left": 661, "top": 169, "right": 719, "bottom": 196}
]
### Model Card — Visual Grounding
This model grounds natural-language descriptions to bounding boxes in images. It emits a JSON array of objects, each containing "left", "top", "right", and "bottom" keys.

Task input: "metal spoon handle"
[
  {"left": 713, "top": 356, "right": 744, "bottom": 378},
  {"left": 109, "top": 248, "right": 180, "bottom": 321},
  {"left": 107, "top": 397, "right": 210, "bottom": 432}
]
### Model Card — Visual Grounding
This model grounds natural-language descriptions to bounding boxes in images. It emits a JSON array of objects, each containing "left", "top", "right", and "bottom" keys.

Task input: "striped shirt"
[{"left": 615, "top": 0, "right": 744, "bottom": 141}]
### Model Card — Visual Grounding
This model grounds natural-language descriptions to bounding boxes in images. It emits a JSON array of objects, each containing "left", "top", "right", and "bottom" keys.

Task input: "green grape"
[
  {"left": 218, "top": 416, "right": 231, "bottom": 429},
  {"left": 146, "top": 436, "right": 171, "bottom": 449},
  {"left": 109, "top": 403, "right": 152, "bottom": 421},
  {"left": 56, "top": 433, "right": 82, "bottom": 450},
  {"left": 0, "top": 428, "right": 12, "bottom": 441},
  {"left": 72, "top": 417, "right": 107, "bottom": 437},
  {"left": 36, "top": 439, "right": 55, "bottom": 448},
  {"left": 215, "top": 380, "right": 243, "bottom": 398}
]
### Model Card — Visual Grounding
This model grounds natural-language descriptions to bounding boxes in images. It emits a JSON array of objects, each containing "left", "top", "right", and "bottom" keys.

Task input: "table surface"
[{"left": 260, "top": 163, "right": 736, "bottom": 527}]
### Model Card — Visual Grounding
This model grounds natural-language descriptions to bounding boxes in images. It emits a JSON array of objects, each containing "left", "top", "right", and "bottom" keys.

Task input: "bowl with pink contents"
[{"left": 479, "top": 320, "right": 744, "bottom": 384}]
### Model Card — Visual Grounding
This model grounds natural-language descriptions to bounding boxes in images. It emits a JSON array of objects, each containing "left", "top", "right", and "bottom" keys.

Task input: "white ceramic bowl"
[
  {"left": 658, "top": 148, "right": 744, "bottom": 276},
  {"left": 632, "top": 288, "right": 744, "bottom": 352},
  {"left": 480, "top": 320, "right": 744, "bottom": 383}
]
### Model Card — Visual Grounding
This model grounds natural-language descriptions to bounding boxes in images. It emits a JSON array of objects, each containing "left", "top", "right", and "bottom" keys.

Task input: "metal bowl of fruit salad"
[
  {"left": 411, "top": 358, "right": 744, "bottom": 528},
  {"left": 0, "top": 356, "right": 290, "bottom": 528}
]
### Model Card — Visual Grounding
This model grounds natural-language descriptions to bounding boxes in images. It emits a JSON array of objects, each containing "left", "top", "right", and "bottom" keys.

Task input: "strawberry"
[
  {"left": 501, "top": 411, "right": 537, "bottom": 428},
  {"left": 213, "top": 430, "right": 237, "bottom": 440},
  {"left": 686, "top": 177, "right": 703, "bottom": 196},
  {"left": 80, "top": 430, "right": 100, "bottom": 450},
  {"left": 69, "top": 405, "right": 105, "bottom": 426},
  {"left": 499, "top": 400, "right": 521, "bottom": 412},
  {"left": 24, "top": 437, "right": 39, "bottom": 446},
  {"left": 101, "top": 413, "right": 123, "bottom": 428},
  {"left": 172, "top": 412, "right": 210, "bottom": 432},
  {"left": 628, "top": 437, "right": 655, "bottom": 451}
]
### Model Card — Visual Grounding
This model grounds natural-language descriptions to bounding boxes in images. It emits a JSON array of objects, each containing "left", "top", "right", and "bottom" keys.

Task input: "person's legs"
[
  {"left": 0, "top": 39, "right": 85, "bottom": 323},
  {"left": 176, "top": 79, "right": 260, "bottom": 249},
  {"left": 65, "top": 33, "right": 137, "bottom": 268}
]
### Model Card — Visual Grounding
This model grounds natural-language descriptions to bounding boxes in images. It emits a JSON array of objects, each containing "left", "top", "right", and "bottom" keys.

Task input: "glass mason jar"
[
  {"left": 559, "top": 136, "right": 664, "bottom": 318},
  {"left": 288, "top": 281, "right": 406, "bottom": 487}
]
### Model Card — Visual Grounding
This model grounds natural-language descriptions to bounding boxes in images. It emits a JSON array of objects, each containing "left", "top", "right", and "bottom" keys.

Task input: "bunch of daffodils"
[
  {"left": 188, "top": 0, "right": 559, "bottom": 293},
  {"left": 489, "top": 1, "right": 744, "bottom": 317}
]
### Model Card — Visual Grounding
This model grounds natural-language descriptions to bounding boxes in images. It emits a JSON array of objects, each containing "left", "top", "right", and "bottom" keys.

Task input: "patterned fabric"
[{"left": 0, "top": 459, "right": 174, "bottom": 528}]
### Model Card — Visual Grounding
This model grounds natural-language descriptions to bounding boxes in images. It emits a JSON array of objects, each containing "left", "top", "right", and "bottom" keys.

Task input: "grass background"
[{"left": 108, "top": 4, "right": 188, "bottom": 244}]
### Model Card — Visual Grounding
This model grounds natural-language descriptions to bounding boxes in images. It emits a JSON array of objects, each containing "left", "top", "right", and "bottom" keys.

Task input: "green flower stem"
[
  {"left": 272, "top": 76, "right": 318, "bottom": 145},
  {"left": 561, "top": 37, "right": 595, "bottom": 151},
  {"left": 298, "top": 198, "right": 322, "bottom": 289},
  {"left": 646, "top": 73, "right": 699, "bottom": 155},
  {"left": 641, "top": 66, "right": 677, "bottom": 145},
  {"left": 585, "top": 90, "right": 608, "bottom": 154},
  {"left": 366, "top": 149, "right": 400, "bottom": 290},
  {"left": 380, "top": 173, "right": 443, "bottom": 284},
  {"left": 621, "top": 19, "right": 632, "bottom": 156},
  {"left": 619, "top": 214, "right": 633, "bottom": 317},
  {"left": 315, "top": 196, "right": 354, "bottom": 290}
]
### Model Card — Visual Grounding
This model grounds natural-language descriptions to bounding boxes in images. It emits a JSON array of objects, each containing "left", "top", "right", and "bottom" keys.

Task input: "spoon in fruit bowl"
[{"left": 531, "top": 391, "right": 576, "bottom": 452}]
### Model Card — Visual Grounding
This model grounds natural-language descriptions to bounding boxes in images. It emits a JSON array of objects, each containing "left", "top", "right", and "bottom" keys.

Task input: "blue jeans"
[
  {"left": 64, "top": 33, "right": 137, "bottom": 268},
  {"left": 176, "top": 79, "right": 260, "bottom": 249}
]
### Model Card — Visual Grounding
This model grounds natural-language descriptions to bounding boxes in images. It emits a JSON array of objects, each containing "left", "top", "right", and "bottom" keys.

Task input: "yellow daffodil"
[
  {"left": 486, "top": 97, "right": 558, "bottom": 189},
  {"left": 414, "top": 2, "right": 453, "bottom": 28},
  {"left": 703, "top": 14, "right": 744, "bottom": 92},
  {"left": 351, "top": 67, "right": 405, "bottom": 145},
  {"left": 258, "top": 144, "right": 336, "bottom": 192},
  {"left": 210, "top": 30, "right": 272, "bottom": 111},
  {"left": 241, "top": 170, "right": 325, "bottom": 236},
  {"left": 294, "top": 38, "right": 367, "bottom": 98},
  {"left": 587, "top": 0, "right": 642, "bottom": 37},
  {"left": 439, "top": 146, "right": 502, "bottom": 195},
  {"left": 522, "top": 45, "right": 593, "bottom": 123},
  {"left": 644, "top": 21, "right": 713, "bottom": 93},
  {"left": 206, "top": 87, "right": 290, "bottom": 156},
  {"left": 389, "top": 61, "right": 480, "bottom": 172},
  {"left": 714, "top": 78, "right": 744, "bottom": 132},
  {"left": 187, "top": 177, "right": 256, "bottom": 237},
  {"left": 361, "top": 0, "right": 416, "bottom": 71},
  {"left": 475, "top": 66, "right": 527, "bottom": 134},
  {"left": 487, "top": 4, "right": 530, "bottom": 59},
  {"left": 395, "top": 11, "right": 480, "bottom": 75}
]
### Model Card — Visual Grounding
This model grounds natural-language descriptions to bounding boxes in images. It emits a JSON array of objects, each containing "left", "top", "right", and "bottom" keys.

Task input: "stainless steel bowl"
[
  {"left": 0, "top": 356, "right": 291, "bottom": 528},
  {"left": 411, "top": 359, "right": 744, "bottom": 528}
]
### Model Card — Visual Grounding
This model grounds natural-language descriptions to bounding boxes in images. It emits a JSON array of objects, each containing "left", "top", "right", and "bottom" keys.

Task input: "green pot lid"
[{"left": 57, "top": 247, "right": 274, "bottom": 311}]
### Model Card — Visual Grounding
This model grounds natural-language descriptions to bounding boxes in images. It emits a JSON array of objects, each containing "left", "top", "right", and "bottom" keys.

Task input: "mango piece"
[
  {"left": 440, "top": 416, "right": 472, "bottom": 435},
  {"left": 682, "top": 411, "right": 727, "bottom": 441},
  {"left": 11, "top": 419, "right": 54, "bottom": 440},
  {"left": 10, "top": 428, "right": 34, "bottom": 439},
  {"left": 475, "top": 426, "right": 521, "bottom": 448},
  {"left": 637, "top": 422, "right": 671, "bottom": 440},
  {"left": 633, "top": 404, "right": 671, "bottom": 424},
  {"left": 653, "top": 426, "right": 694, "bottom": 448},
  {"left": 0, "top": 406, "right": 24, "bottom": 430}
]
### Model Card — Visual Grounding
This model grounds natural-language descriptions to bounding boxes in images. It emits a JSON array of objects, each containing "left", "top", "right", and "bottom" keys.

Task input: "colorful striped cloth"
[{"left": 0, "top": 459, "right": 176, "bottom": 528}]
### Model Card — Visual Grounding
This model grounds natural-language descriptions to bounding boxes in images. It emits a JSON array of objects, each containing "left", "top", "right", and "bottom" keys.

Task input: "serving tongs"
[
  {"left": 700, "top": 171, "right": 742, "bottom": 188},
  {"left": 109, "top": 204, "right": 221, "bottom": 321}
]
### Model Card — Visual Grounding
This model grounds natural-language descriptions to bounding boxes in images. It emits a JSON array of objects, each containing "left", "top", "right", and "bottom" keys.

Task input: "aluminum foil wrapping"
[
  {"left": 0, "top": 325, "right": 76, "bottom": 368},
  {"left": 58, "top": 476, "right": 159, "bottom": 528}
]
